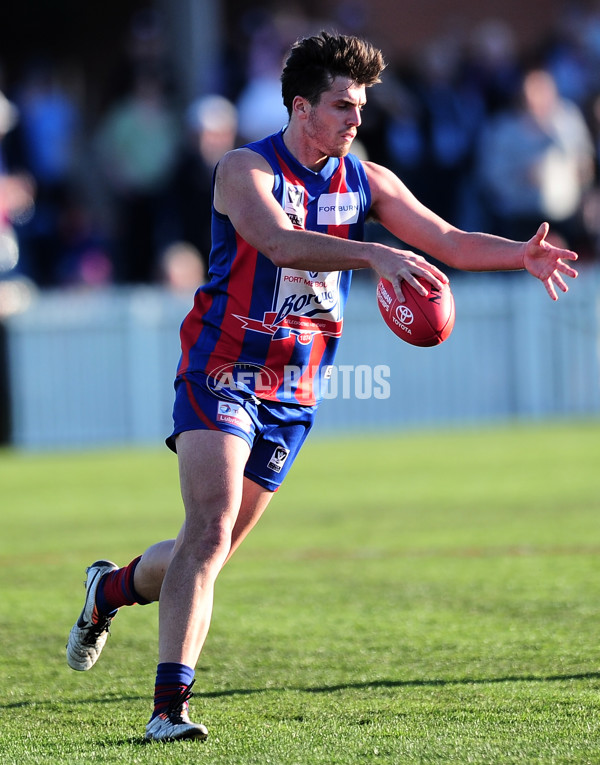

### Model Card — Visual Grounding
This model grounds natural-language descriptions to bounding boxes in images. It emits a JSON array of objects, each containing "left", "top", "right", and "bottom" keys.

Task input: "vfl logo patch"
[
  {"left": 285, "top": 184, "right": 305, "bottom": 228},
  {"left": 317, "top": 192, "right": 360, "bottom": 226},
  {"left": 267, "top": 446, "right": 290, "bottom": 473}
]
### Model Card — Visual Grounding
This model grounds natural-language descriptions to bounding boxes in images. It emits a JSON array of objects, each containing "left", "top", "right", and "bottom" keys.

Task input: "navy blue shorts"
[{"left": 166, "top": 372, "right": 318, "bottom": 492}]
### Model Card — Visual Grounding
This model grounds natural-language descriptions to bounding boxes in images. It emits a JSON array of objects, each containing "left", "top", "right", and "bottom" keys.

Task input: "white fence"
[{"left": 4, "top": 266, "right": 600, "bottom": 450}]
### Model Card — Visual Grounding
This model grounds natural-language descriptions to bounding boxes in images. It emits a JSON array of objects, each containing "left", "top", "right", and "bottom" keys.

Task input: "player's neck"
[{"left": 282, "top": 124, "right": 329, "bottom": 173}]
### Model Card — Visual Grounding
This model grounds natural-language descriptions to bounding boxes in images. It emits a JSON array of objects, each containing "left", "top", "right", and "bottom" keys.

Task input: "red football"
[{"left": 376, "top": 276, "right": 455, "bottom": 347}]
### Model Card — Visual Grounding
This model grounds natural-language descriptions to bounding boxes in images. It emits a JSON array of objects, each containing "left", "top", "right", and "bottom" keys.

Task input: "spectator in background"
[
  {"left": 411, "top": 36, "right": 486, "bottom": 227},
  {"left": 93, "top": 67, "right": 180, "bottom": 283},
  {"left": 164, "top": 95, "right": 238, "bottom": 273},
  {"left": 10, "top": 60, "right": 82, "bottom": 286},
  {"left": 52, "top": 191, "right": 113, "bottom": 287},
  {"left": 464, "top": 18, "right": 521, "bottom": 115},
  {"left": 541, "top": 4, "right": 595, "bottom": 108},
  {"left": 235, "top": 10, "right": 306, "bottom": 143},
  {"left": 159, "top": 241, "right": 206, "bottom": 296},
  {"left": 0, "top": 86, "right": 37, "bottom": 317},
  {"left": 579, "top": 91, "right": 600, "bottom": 257},
  {"left": 378, "top": 71, "right": 427, "bottom": 208},
  {"left": 0, "top": 89, "right": 35, "bottom": 277},
  {"left": 476, "top": 68, "right": 595, "bottom": 249}
]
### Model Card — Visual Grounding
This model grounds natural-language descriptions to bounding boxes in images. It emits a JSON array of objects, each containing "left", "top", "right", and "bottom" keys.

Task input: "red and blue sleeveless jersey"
[{"left": 176, "top": 129, "right": 372, "bottom": 405}]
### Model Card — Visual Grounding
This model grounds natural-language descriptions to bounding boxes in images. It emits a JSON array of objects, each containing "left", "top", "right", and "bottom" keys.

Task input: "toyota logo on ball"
[{"left": 395, "top": 305, "right": 414, "bottom": 325}]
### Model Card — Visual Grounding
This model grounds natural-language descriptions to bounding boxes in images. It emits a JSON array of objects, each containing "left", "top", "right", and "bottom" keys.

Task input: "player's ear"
[{"left": 291, "top": 95, "right": 310, "bottom": 119}]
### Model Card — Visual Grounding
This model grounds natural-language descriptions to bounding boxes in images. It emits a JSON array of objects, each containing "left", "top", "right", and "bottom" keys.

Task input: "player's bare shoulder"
[
  {"left": 214, "top": 148, "right": 274, "bottom": 215},
  {"left": 361, "top": 160, "right": 406, "bottom": 199},
  {"left": 360, "top": 159, "right": 429, "bottom": 229}
]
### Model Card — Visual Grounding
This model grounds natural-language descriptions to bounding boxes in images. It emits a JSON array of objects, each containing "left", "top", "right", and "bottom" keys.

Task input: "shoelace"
[
  {"left": 84, "top": 613, "right": 113, "bottom": 644},
  {"left": 165, "top": 680, "right": 196, "bottom": 719}
]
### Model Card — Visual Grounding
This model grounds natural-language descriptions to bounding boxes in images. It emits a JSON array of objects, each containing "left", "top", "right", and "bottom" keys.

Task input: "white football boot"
[
  {"left": 66, "top": 559, "right": 119, "bottom": 671},
  {"left": 145, "top": 682, "right": 208, "bottom": 742}
]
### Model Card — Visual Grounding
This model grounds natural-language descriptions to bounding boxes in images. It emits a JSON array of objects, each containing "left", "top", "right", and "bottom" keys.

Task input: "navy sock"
[{"left": 151, "top": 662, "right": 195, "bottom": 720}]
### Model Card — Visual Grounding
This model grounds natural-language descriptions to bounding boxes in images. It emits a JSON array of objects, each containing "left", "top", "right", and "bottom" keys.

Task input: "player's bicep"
[
  {"left": 364, "top": 161, "right": 456, "bottom": 254},
  {"left": 214, "top": 149, "right": 293, "bottom": 255}
]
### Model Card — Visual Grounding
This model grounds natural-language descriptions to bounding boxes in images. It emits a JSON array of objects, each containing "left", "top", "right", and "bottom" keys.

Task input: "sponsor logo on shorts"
[
  {"left": 267, "top": 446, "right": 290, "bottom": 473},
  {"left": 216, "top": 401, "right": 252, "bottom": 432}
]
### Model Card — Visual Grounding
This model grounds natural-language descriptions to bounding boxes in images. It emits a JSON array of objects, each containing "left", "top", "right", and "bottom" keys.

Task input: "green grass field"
[{"left": 1, "top": 421, "right": 599, "bottom": 764}]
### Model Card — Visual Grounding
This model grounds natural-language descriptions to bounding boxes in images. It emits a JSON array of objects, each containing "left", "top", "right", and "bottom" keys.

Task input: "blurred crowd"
[{"left": 1, "top": 3, "right": 600, "bottom": 310}]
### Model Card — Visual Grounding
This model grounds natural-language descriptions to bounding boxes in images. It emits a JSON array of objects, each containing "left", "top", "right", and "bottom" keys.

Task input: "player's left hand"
[{"left": 523, "top": 222, "right": 578, "bottom": 300}]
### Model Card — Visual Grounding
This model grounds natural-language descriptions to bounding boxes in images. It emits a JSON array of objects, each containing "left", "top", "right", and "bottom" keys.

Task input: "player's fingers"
[
  {"left": 421, "top": 261, "right": 449, "bottom": 284},
  {"left": 389, "top": 254, "right": 448, "bottom": 301},
  {"left": 398, "top": 271, "right": 440, "bottom": 298},
  {"left": 535, "top": 221, "right": 549, "bottom": 243},
  {"left": 560, "top": 248, "right": 578, "bottom": 262},
  {"left": 551, "top": 271, "right": 568, "bottom": 293},
  {"left": 391, "top": 276, "right": 406, "bottom": 303},
  {"left": 390, "top": 271, "right": 429, "bottom": 301},
  {"left": 543, "top": 276, "right": 558, "bottom": 301},
  {"left": 393, "top": 269, "right": 436, "bottom": 301},
  {"left": 403, "top": 251, "right": 448, "bottom": 284},
  {"left": 557, "top": 259, "right": 579, "bottom": 277},
  {"left": 410, "top": 263, "right": 448, "bottom": 292},
  {"left": 401, "top": 273, "right": 428, "bottom": 297}
]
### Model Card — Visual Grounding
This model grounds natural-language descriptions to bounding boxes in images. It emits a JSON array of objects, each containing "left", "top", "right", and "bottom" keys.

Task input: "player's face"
[{"left": 305, "top": 77, "right": 366, "bottom": 158}]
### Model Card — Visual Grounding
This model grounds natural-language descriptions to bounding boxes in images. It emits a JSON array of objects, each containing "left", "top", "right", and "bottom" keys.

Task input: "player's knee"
[{"left": 181, "top": 512, "right": 235, "bottom": 565}]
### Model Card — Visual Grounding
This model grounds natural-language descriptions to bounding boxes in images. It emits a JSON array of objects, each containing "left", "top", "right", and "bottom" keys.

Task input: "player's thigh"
[{"left": 175, "top": 429, "right": 251, "bottom": 532}]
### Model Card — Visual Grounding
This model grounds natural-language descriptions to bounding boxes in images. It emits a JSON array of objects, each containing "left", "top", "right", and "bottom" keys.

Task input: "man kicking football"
[{"left": 66, "top": 30, "right": 578, "bottom": 742}]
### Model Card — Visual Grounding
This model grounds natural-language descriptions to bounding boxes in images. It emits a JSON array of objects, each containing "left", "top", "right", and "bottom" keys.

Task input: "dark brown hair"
[{"left": 281, "top": 31, "right": 385, "bottom": 115}]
